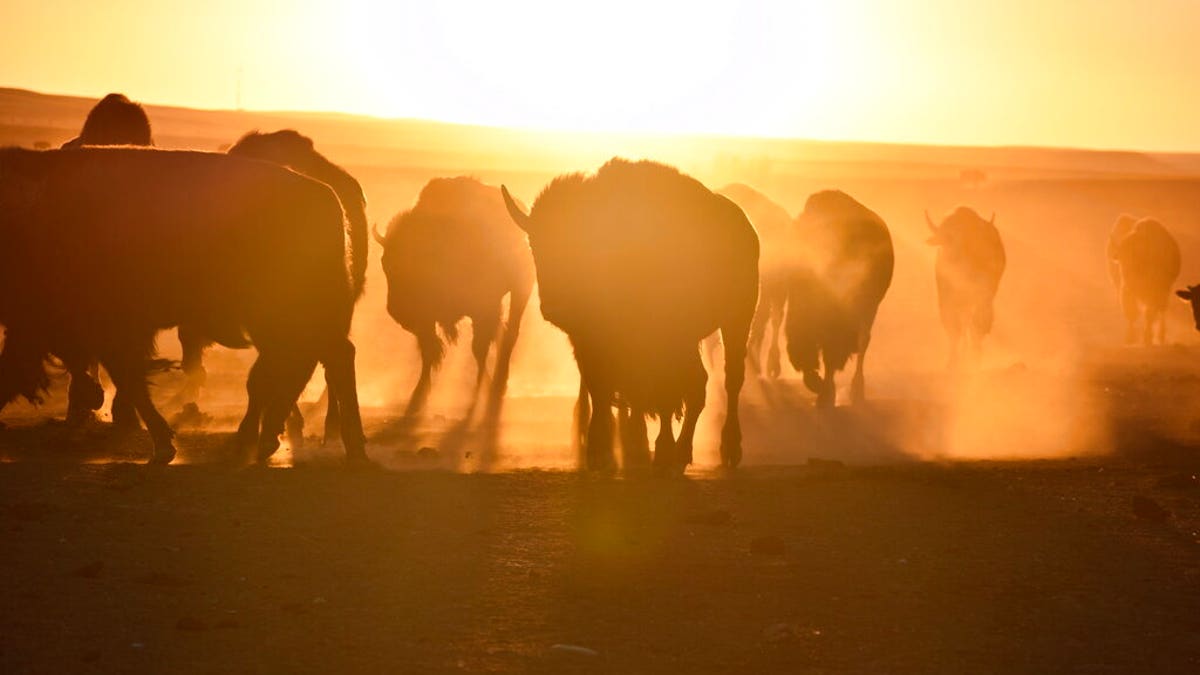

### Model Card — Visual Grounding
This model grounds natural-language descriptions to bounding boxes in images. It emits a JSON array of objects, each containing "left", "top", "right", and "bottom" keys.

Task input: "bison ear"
[
  {"left": 1178, "top": 289, "right": 1194, "bottom": 302},
  {"left": 501, "top": 185, "right": 532, "bottom": 233}
]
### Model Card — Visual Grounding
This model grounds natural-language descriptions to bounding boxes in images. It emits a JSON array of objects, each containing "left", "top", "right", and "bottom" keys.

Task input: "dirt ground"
[{"left": 3, "top": 348, "right": 1200, "bottom": 674}]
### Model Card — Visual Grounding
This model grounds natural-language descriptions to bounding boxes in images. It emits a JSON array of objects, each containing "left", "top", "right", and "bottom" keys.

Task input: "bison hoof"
[
  {"left": 149, "top": 444, "right": 177, "bottom": 465},
  {"left": 720, "top": 443, "right": 742, "bottom": 468}
]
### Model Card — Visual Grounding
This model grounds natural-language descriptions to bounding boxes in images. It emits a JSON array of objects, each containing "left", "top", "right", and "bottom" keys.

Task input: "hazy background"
[
  {"left": 5, "top": 1, "right": 1200, "bottom": 470},
  {"left": 2, "top": 1, "right": 1200, "bottom": 150}
]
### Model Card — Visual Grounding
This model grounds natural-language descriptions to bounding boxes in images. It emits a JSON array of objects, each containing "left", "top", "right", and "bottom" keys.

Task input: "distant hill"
[{"left": 2, "top": 87, "right": 1196, "bottom": 183}]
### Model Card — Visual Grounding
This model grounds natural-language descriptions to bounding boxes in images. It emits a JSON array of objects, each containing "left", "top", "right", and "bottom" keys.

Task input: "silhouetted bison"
[
  {"left": 926, "top": 207, "right": 1006, "bottom": 368},
  {"left": 376, "top": 177, "right": 535, "bottom": 417},
  {"left": 786, "top": 190, "right": 893, "bottom": 408},
  {"left": 60, "top": 94, "right": 153, "bottom": 148},
  {"left": 179, "top": 129, "right": 368, "bottom": 440},
  {"left": 1107, "top": 214, "right": 1137, "bottom": 288},
  {"left": 1175, "top": 284, "right": 1200, "bottom": 330},
  {"left": 0, "top": 147, "right": 366, "bottom": 464},
  {"left": 8, "top": 94, "right": 157, "bottom": 422},
  {"left": 717, "top": 184, "right": 792, "bottom": 378},
  {"left": 502, "top": 159, "right": 759, "bottom": 471},
  {"left": 1110, "top": 217, "right": 1180, "bottom": 345}
]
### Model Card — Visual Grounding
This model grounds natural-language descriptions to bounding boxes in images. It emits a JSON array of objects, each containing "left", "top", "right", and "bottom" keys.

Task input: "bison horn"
[
  {"left": 372, "top": 222, "right": 386, "bottom": 245},
  {"left": 989, "top": 212, "right": 996, "bottom": 226},
  {"left": 501, "top": 185, "right": 532, "bottom": 233},
  {"left": 924, "top": 210, "right": 937, "bottom": 232}
]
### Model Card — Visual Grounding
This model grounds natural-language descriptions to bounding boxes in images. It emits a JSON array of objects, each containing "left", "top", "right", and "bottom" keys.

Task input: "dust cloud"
[{"left": 6, "top": 115, "right": 1200, "bottom": 470}]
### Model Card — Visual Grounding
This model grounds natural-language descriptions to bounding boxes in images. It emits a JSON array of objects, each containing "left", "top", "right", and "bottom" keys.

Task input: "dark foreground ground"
[
  {"left": 4, "top": 349, "right": 1200, "bottom": 673},
  {"left": 2, "top": 456, "right": 1200, "bottom": 673}
]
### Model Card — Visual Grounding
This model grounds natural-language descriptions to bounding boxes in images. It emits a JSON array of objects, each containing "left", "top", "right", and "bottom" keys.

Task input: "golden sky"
[{"left": 3, "top": 0, "right": 1198, "bottom": 151}]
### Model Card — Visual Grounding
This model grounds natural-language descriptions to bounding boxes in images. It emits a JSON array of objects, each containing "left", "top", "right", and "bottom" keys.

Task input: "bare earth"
[{"left": 3, "top": 352, "right": 1200, "bottom": 674}]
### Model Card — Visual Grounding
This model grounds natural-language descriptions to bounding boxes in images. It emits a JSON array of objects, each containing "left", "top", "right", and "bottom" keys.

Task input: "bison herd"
[{"left": 0, "top": 94, "right": 1191, "bottom": 470}]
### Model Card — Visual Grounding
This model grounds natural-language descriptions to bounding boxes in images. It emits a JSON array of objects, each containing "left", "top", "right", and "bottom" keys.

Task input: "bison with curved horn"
[
  {"left": 716, "top": 184, "right": 792, "bottom": 379},
  {"left": 926, "top": 207, "right": 1006, "bottom": 369},
  {"left": 376, "top": 176, "right": 535, "bottom": 419},
  {"left": 785, "top": 190, "right": 893, "bottom": 408},
  {"left": 502, "top": 159, "right": 759, "bottom": 471},
  {"left": 0, "top": 146, "right": 367, "bottom": 464},
  {"left": 1110, "top": 217, "right": 1179, "bottom": 345},
  {"left": 0, "top": 94, "right": 155, "bottom": 424}
]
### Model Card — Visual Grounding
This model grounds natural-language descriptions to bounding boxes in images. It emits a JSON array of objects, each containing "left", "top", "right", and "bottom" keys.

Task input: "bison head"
[{"left": 1177, "top": 285, "right": 1200, "bottom": 331}]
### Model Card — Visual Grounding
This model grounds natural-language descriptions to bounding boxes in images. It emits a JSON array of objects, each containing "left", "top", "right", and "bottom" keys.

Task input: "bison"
[
  {"left": 1110, "top": 217, "right": 1180, "bottom": 345},
  {"left": 501, "top": 159, "right": 759, "bottom": 471},
  {"left": 164, "top": 129, "right": 368, "bottom": 440},
  {"left": 376, "top": 177, "right": 535, "bottom": 418},
  {"left": 0, "top": 94, "right": 156, "bottom": 423},
  {"left": 785, "top": 190, "right": 893, "bottom": 408},
  {"left": 0, "top": 146, "right": 367, "bottom": 464},
  {"left": 716, "top": 184, "right": 792, "bottom": 378},
  {"left": 926, "top": 207, "right": 1006, "bottom": 368},
  {"left": 60, "top": 93, "right": 153, "bottom": 148}
]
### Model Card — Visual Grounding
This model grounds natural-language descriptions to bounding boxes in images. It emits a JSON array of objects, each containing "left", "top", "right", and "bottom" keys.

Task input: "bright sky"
[{"left": 2, "top": 0, "right": 1199, "bottom": 151}]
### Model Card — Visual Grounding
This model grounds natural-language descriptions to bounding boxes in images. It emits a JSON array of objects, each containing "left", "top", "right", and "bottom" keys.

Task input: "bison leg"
[
  {"left": 177, "top": 324, "right": 209, "bottom": 405},
  {"left": 746, "top": 299, "right": 770, "bottom": 375},
  {"left": 322, "top": 338, "right": 367, "bottom": 463},
  {"left": 255, "top": 353, "right": 318, "bottom": 463},
  {"left": 102, "top": 351, "right": 175, "bottom": 464},
  {"left": 406, "top": 328, "right": 439, "bottom": 417},
  {"left": 581, "top": 381, "right": 615, "bottom": 472},
  {"left": 652, "top": 408, "right": 678, "bottom": 472},
  {"left": 720, "top": 316, "right": 749, "bottom": 467},
  {"left": 572, "top": 376, "right": 591, "bottom": 463},
  {"left": 1121, "top": 287, "right": 1139, "bottom": 344},
  {"left": 850, "top": 330, "right": 871, "bottom": 406},
  {"left": 765, "top": 297, "right": 785, "bottom": 380},
  {"left": 676, "top": 355, "right": 708, "bottom": 468},
  {"left": 321, "top": 374, "right": 340, "bottom": 447},
  {"left": 236, "top": 355, "right": 270, "bottom": 454},
  {"left": 471, "top": 309, "right": 500, "bottom": 393},
  {"left": 61, "top": 350, "right": 104, "bottom": 424},
  {"left": 619, "top": 405, "right": 651, "bottom": 468},
  {"left": 488, "top": 283, "right": 533, "bottom": 416}
]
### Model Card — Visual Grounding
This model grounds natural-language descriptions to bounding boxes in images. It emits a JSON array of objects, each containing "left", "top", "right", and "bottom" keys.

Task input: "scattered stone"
[
  {"left": 549, "top": 644, "right": 598, "bottom": 657},
  {"left": 751, "top": 536, "right": 787, "bottom": 555},
  {"left": 175, "top": 616, "right": 207, "bottom": 631},
  {"left": 1133, "top": 495, "right": 1170, "bottom": 523},
  {"left": 685, "top": 509, "right": 732, "bottom": 526},
  {"left": 417, "top": 446, "right": 439, "bottom": 460},
  {"left": 72, "top": 561, "right": 105, "bottom": 579}
]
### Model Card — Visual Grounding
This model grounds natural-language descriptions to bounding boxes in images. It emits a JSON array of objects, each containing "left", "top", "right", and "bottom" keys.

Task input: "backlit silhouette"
[
  {"left": 502, "top": 159, "right": 759, "bottom": 471},
  {"left": 1109, "top": 217, "right": 1180, "bottom": 345},
  {"left": 0, "top": 147, "right": 366, "bottom": 463},
  {"left": 376, "top": 177, "right": 535, "bottom": 418},
  {"left": 926, "top": 207, "right": 1006, "bottom": 369},
  {"left": 0, "top": 93, "right": 154, "bottom": 424},
  {"left": 717, "top": 184, "right": 792, "bottom": 378},
  {"left": 786, "top": 190, "right": 893, "bottom": 408},
  {"left": 59, "top": 93, "right": 153, "bottom": 148}
]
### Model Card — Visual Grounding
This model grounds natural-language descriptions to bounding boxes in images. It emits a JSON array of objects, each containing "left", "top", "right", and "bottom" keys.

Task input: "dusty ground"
[{"left": 3, "top": 350, "right": 1200, "bottom": 673}]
